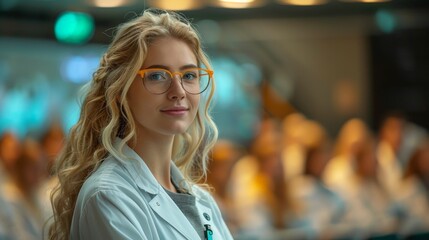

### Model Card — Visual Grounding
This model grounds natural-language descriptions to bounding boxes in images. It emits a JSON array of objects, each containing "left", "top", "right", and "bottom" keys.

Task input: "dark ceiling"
[{"left": 1, "top": 0, "right": 428, "bottom": 43}]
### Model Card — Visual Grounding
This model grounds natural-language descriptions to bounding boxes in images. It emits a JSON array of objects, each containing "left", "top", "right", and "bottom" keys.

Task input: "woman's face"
[{"left": 127, "top": 37, "right": 200, "bottom": 138}]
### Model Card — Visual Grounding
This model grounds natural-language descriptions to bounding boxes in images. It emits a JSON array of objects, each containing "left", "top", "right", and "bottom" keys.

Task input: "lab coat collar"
[
  {"left": 113, "top": 137, "right": 160, "bottom": 195},
  {"left": 112, "top": 138, "right": 202, "bottom": 199},
  {"left": 112, "top": 138, "right": 204, "bottom": 239}
]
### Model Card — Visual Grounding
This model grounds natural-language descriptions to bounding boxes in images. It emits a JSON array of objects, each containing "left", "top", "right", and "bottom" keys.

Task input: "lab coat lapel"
[
  {"left": 195, "top": 191, "right": 224, "bottom": 240},
  {"left": 149, "top": 193, "right": 201, "bottom": 240},
  {"left": 196, "top": 201, "right": 213, "bottom": 226}
]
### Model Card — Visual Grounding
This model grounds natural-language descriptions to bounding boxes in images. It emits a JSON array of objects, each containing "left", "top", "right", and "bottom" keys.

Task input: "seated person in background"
[
  {"left": 206, "top": 139, "right": 244, "bottom": 233},
  {"left": 281, "top": 113, "right": 307, "bottom": 181},
  {"left": 394, "top": 137, "right": 429, "bottom": 237},
  {"left": 0, "top": 131, "right": 21, "bottom": 180},
  {"left": 38, "top": 121, "right": 66, "bottom": 233},
  {"left": 0, "top": 131, "right": 21, "bottom": 239},
  {"left": 1, "top": 137, "right": 47, "bottom": 240},
  {"left": 323, "top": 118, "right": 371, "bottom": 190},
  {"left": 287, "top": 120, "right": 347, "bottom": 239},
  {"left": 376, "top": 112, "right": 406, "bottom": 197},
  {"left": 229, "top": 118, "right": 290, "bottom": 238},
  {"left": 339, "top": 137, "right": 398, "bottom": 239}
]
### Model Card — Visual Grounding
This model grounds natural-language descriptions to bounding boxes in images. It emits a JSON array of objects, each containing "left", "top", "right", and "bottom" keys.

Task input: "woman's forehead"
[{"left": 142, "top": 37, "right": 197, "bottom": 69}]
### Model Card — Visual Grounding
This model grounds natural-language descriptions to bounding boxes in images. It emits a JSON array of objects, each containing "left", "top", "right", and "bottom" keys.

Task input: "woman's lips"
[{"left": 160, "top": 107, "right": 189, "bottom": 116}]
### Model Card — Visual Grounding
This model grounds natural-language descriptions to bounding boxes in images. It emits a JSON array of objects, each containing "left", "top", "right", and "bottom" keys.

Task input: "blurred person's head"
[
  {"left": 251, "top": 119, "right": 283, "bottom": 174},
  {"left": 251, "top": 118, "right": 289, "bottom": 229},
  {"left": 0, "top": 131, "right": 21, "bottom": 175},
  {"left": 354, "top": 137, "right": 378, "bottom": 179},
  {"left": 208, "top": 140, "right": 242, "bottom": 197},
  {"left": 15, "top": 137, "right": 46, "bottom": 195},
  {"left": 302, "top": 120, "right": 330, "bottom": 179},
  {"left": 333, "top": 118, "right": 370, "bottom": 157},
  {"left": 404, "top": 138, "right": 429, "bottom": 181},
  {"left": 281, "top": 112, "right": 307, "bottom": 146},
  {"left": 41, "top": 122, "right": 65, "bottom": 175},
  {"left": 379, "top": 112, "right": 406, "bottom": 153},
  {"left": 256, "top": 117, "right": 281, "bottom": 135}
]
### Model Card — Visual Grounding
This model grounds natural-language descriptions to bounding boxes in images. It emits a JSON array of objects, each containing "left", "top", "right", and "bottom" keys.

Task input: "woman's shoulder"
[{"left": 78, "top": 156, "right": 137, "bottom": 200}]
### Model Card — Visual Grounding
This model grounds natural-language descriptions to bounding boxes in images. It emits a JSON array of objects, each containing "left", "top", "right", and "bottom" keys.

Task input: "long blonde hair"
[{"left": 49, "top": 9, "right": 218, "bottom": 239}]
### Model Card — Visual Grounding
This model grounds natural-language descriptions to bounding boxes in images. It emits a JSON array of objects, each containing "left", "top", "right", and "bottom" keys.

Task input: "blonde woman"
[{"left": 49, "top": 9, "right": 233, "bottom": 240}]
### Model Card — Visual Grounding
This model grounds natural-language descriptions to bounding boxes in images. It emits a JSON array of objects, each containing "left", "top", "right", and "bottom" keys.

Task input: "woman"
[{"left": 49, "top": 9, "right": 233, "bottom": 240}]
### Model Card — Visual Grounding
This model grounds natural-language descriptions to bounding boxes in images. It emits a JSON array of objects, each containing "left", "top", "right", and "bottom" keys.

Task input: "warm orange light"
[{"left": 277, "top": 0, "right": 328, "bottom": 5}]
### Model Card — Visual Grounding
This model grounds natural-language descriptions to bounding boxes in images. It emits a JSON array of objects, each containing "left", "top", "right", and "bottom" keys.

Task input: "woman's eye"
[
  {"left": 147, "top": 72, "right": 167, "bottom": 81},
  {"left": 183, "top": 72, "right": 198, "bottom": 81}
]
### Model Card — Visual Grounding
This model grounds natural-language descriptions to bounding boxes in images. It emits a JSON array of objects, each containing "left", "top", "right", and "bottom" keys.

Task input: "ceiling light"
[
  {"left": 212, "top": 0, "right": 266, "bottom": 8},
  {"left": 91, "top": 0, "right": 133, "bottom": 8},
  {"left": 148, "top": 0, "right": 205, "bottom": 10},
  {"left": 339, "top": 0, "right": 391, "bottom": 3},
  {"left": 55, "top": 12, "right": 94, "bottom": 44},
  {"left": 277, "top": 0, "right": 328, "bottom": 6}
]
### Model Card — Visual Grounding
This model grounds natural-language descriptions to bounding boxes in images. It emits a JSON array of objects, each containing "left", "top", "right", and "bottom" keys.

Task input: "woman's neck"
[{"left": 130, "top": 130, "right": 176, "bottom": 192}]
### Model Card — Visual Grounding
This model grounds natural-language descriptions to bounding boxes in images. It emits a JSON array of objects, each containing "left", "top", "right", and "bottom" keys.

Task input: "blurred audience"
[{"left": 0, "top": 111, "right": 428, "bottom": 240}]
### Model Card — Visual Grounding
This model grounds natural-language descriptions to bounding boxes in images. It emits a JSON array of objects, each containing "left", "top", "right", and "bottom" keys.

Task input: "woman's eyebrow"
[
  {"left": 180, "top": 64, "right": 198, "bottom": 70},
  {"left": 143, "top": 64, "right": 198, "bottom": 70}
]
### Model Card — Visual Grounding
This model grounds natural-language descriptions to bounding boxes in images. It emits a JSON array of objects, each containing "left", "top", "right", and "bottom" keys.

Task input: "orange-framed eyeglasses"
[{"left": 137, "top": 68, "right": 213, "bottom": 95}]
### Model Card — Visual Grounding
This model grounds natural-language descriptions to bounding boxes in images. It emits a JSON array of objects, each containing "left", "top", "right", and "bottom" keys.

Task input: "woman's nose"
[{"left": 167, "top": 75, "right": 185, "bottom": 100}]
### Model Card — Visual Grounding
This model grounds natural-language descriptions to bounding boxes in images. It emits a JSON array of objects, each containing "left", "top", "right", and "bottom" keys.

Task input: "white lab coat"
[{"left": 70, "top": 138, "right": 233, "bottom": 240}]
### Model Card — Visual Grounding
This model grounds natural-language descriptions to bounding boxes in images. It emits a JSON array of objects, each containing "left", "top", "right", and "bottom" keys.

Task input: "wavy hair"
[{"left": 48, "top": 9, "right": 218, "bottom": 240}]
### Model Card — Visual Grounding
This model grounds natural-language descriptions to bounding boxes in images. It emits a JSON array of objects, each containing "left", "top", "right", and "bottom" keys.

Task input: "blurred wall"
[{"left": 212, "top": 15, "right": 372, "bottom": 136}]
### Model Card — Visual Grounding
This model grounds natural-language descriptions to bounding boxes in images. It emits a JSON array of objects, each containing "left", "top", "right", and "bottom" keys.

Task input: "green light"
[
  {"left": 55, "top": 11, "right": 94, "bottom": 44},
  {"left": 375, "top": 10, "right": 396, "bottom": 34}
]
